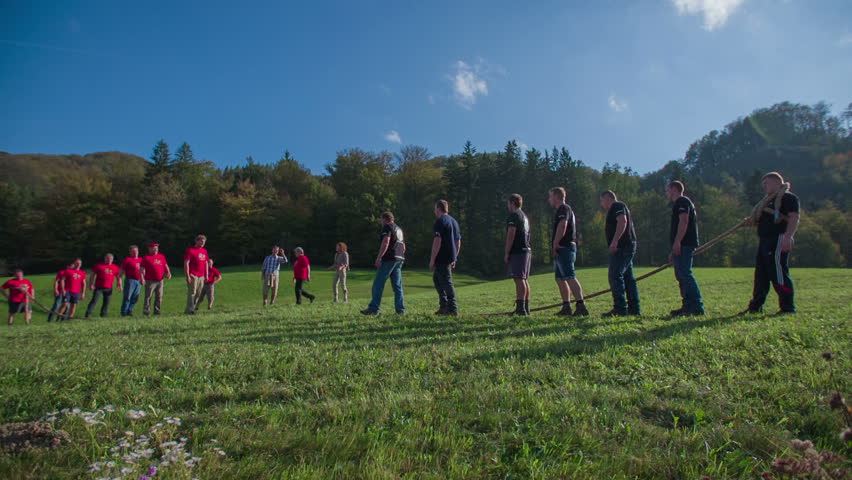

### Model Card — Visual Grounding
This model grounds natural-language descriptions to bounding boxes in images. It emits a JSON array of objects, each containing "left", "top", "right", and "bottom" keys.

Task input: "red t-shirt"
[
  {"left": 206, "top": 267, "right": 221, "bottom": 285},
  {"left": 63, "top": 269, "right": 87, "bottom": 294},
  {"left": 141, "top": 254, "right": 168, "bottom": 281},
  {"left": 121, "top": 257, "right": 143, "bottom": 280},
  {"left": 2, "top": 279, "right": 33, "bottom": 303},
  {"left": 293, "top": 255, "right": 310, "bottom": 280},
  {"left": 184, "top": 247, "right": 209, "bottom": 277},
  {"left": 93, "top": 263, "right": 120, "bottom": 289},
  {"left": 55, "top": 269, "right": 66, "bottom": 289}
]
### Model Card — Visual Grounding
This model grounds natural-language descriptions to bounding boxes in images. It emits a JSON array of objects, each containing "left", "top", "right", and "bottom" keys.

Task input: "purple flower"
[{"left": 147, "top": 465, "right": 158, "bottom": 475}]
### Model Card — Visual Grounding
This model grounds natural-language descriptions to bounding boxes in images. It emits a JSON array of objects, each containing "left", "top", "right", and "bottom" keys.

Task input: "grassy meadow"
[{"left": 0, "top": 266, "right": 850, "bottom": 479}]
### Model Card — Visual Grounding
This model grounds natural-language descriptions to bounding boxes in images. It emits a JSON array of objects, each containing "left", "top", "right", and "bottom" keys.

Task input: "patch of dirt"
[{"left": 0, "top": 422, "right": 70, "bottom": 454}]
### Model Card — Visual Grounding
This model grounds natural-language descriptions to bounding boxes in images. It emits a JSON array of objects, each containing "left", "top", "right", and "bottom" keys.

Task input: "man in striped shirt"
[{"left": 262, "top": 245, "right": 289, "bottom": 306}]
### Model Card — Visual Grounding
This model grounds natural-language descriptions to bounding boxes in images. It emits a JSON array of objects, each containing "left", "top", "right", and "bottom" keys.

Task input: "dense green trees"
[{"left": 1, "top": 101, "right": 849, "bottom": 274}]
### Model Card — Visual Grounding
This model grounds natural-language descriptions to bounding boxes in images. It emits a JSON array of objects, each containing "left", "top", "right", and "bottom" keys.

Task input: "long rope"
[{"left": 486, "top": 218, "right": 748, "bottom": 316}]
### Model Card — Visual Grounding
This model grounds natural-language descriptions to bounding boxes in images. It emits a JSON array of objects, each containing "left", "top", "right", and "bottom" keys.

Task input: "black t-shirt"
[
  {"left": 506, "top": 210, "right": 531, "bottom": 254},
  {"left": 552, "top": 204, "right": 577, "bottom": 247},
  {"left": 670, "top": 196, "right": 699, "bottom": 247},
  {"left": 433, "top": 214, "right": 461, "bottom": 264},
  {"left": 758, "top": 192, "right": 800, "bottom": 237},
  {"left": 380, "top": 222, "right": 405, "bottom": 261},
  {"left": 605, "top": 201, "right": 636, "bottom": 248}
]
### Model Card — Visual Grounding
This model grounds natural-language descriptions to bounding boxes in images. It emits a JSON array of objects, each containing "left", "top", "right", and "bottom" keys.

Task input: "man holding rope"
[
  {"left": 505, "top": 194, "right": 532, "bottom": 316},
  {"left": 2, "top": 269, "right": 34, "bottom": 325},
  {"left": 666, "top": 181, "right": 704, "bottom": 316},
  {"left": 548, "top": 187, "right": 589, "bottom": 317},
  {"left": 742, "top": 172, "right": 800, "bottom": 315},
  {"left": 47, "top": 262, "right": 73, "bottom": 322},
  {"left": 57, "top": 259, "right": 86, "bottom": 321},
  {"left": 600, "top": 191, "right": 641, "bottom": 317}
]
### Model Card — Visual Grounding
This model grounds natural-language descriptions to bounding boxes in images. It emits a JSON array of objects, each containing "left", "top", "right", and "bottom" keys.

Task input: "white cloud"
[
  {"left": 384, "top": 130, "right": 402, "bottom": 144},
  {"left": 427, "top": 94, "right": 436, "bottom": 105},
  {"left": 608, "top": 94, "right": 628, "bottom": 113},
  {"left": 449, "top": 60, "right": 489, "bottom": 109},
  {"left": 838, "top": 33, "right": 852, "bottom": 47},
  {"left": 671, "top": 0, "right": 745, "bottom": 31}
]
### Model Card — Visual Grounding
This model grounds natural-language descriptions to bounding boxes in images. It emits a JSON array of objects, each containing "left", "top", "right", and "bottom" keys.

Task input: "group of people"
[{"left": 1, "top": 171, "right": 801, "bottom": 324}]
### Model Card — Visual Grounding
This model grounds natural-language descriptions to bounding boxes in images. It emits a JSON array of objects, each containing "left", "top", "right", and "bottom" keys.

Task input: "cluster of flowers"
[{"left": 44, "top": 406, "right": 226, "bottom": 480}]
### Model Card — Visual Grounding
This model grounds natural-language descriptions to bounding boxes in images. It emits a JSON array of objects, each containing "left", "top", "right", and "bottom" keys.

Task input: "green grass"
[{"left": 0, "top": 267, "right": 849, "bottom": 479}]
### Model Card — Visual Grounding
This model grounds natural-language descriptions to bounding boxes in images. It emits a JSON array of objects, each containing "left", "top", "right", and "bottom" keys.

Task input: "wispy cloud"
[
  {"left": 671, "top": 0, "right": 745, "bottom": 31},
  {"left": 427, "top": 94, "right": 437, "bottom": 105},
  {"left": 838, "top": 33, "right": 852, "bottom": 47},
  {"left": 384, "top": 130, "right": 402, "bottom": 144},
  {"left": 448, "top": 60, "right": 489, "bottom": 109},
  {"left": 608, "top": 94, "right": 628, "bottom": 113}
]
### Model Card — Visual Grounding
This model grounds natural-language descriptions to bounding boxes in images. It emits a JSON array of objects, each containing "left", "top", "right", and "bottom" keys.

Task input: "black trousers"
[
  {"left": 432, "top": 263, "right": 457, "bottom": 313},
  {"left": 85, "top": 288, "right": 113, "bottom": 317},
  {"left": 749, "top": 235, "right": 795, "bottom": 312},
  {"left": 294, "top": 279, "right": 314, "bottom": 304}
]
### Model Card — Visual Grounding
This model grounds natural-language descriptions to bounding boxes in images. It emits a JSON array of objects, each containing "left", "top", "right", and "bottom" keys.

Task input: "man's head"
[
  {"left": 434, "top": 199, "right": 449, "bottom": 217},
  {"left": 336, "top": 242, "right": 348, "bottom": 253},
  {"left": 294, "top": 247, "right": 304, "bottom": 257},
  {"left": 13, "top": 268, "right": 23, "bottom": 280},
  {"left": 73, "top": 258, "right": 82, "bottom": 269},
  {"left": 129, "top": 245, "right": 139, "bottom": 257},
  {"left": 208, "top": 257, "right": 215, "bottom": 266},
  {"left": 548, "top": 187, "right": 566, "bottom": 208},
  {"left": 599, "top": 190, "right": 617, "bottom": 210},
  {"left": 195, "top": 234, "right": 207, "bottom": 248},
  {"left": 666, "top": 181, "right": 685, "bottom": 201},
  {"left": 507, "top": 193, "right": 523, "bottom": 212},
  {"left": 148, "top": 243, "right": 159, "bottom": 255},
  {"left": 762, "top": 172, "right": 784, "bottom": 195},
  {"left": 103, "top": 253, "right": 114, "bottom": 264},
  {"left": 381, "top": 212, "right": 395, "bottom": 225},
  {"left": 271, "top": 245, "right": 280, "bottom": 255}
]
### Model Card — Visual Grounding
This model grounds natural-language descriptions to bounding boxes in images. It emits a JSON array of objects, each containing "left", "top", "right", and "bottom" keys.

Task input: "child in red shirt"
[{"left": 292, "top": 247, "right": 315, "bottom": 304}]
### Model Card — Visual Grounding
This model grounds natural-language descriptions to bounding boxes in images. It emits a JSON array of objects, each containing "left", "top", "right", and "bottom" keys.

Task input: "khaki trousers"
[
  {"left": 263, "top": 272, "right": 280, "bottom": 299},
  {"left": 185, "top": 275, "right": 205, "bottom": 313},
  {"left": 144, "top": 280, "right": 164, "bottom": 315}
]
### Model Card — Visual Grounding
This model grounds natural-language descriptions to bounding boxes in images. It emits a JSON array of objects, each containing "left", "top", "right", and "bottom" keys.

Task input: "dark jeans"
[
  {"left": 672, "top": 246, "right": 704, "bottom": 313},
  {"left": 368, "top": 260, "right": 405, "bottom": 313},
  {"left": 121, "top": 279, "right": 142, "bottom": 316},
  {"left": 85, "top": 288, "right": 113, "bottom": 318},
  {"left": 294, "top": 279, "right": 314, "bottom": 304},
  {"left": 749, "top": 235, "right": 795, "bottom": 312},
  {"left": 608, "top": 243, "right": 640, "bottom": 315},
  {"left": 433, "top": 263, "right": 457, "bottom": 313},
  {"left": 47, "top": 295, "right": 64, "bottom": 322}
]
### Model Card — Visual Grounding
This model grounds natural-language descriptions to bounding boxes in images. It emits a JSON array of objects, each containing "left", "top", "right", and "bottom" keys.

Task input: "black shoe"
[
  {"left": 556, "top": 303, "right": 573, "bottom": 316},
  {"left": 773, "top": 310, "right": 796, "bottom": 316},
  {"left": 395, "top": 310, "right": 405, "bottom": 315},
  {"left": 602, "top": 309, "right": 628, "bottom": 318},
  {"left": 309, "top": 296, "right": 316, "bottom": 304},
  {"left": 573, "top": 303, "right": 590, "bottom": 317},
  {"left": 445, "top": 311, "right": 459, "bottom": 317},
  {"left": 435, "top": 307, "right": 448, "bottom": 316},
  {"left": 738, "top": 307, "right": 762, "bottom": 315},
  {"left": 511, "top": 301, "right": 527, "bottom": 316},
  {"left": 360, "top": 309, "right": 377, "bottom": 316},
  {"left": 670, "top": 308, "right": 685, "bottom": 316}
]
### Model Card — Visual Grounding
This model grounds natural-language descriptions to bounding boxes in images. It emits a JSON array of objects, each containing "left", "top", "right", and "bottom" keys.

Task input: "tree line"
[{"left": 1, "top": 101, "right": 850, "bottom": 275}]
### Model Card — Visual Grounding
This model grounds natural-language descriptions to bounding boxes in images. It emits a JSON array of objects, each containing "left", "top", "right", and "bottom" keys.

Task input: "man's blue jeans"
[
  {"left": 368, "top": 260, "right": 405, "bottom": 313},
  {"left": 608, "top": 243, "right": 641, "bottom": 315},
  {"left": 121, "top": 279, "right": 142, "bottom": 316},
  {"left": 672, "top": 246, "right": 704, "bottom": 313}
]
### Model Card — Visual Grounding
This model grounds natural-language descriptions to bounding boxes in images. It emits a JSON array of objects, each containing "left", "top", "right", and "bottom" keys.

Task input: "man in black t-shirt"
[
  {"left": 505, "top": 193, "right": 532, "bottom": 315},
  {"left": 600, "top": 190, "right": 640, "bottom": 317},
  {"left": 742, "top": 172, "right": 800, "bottom": 315},
  {"left": 666, "top": 181, "right": 705, "bottom": 316},
  {"left": 361, "top": 211, "right": 406, "bottom": 315},
  {"left": 548, "top": 187, "right": 589, "bottom": 316},
  {"left": 429, "top": 200, "right": 462, "bottom": 316}
]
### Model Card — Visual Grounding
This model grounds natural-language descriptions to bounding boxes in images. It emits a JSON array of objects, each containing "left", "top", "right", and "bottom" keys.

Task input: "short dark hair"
[
  {"left": 508, "top": 193, "right": 523, "bottom": 209},
  {"left": 549, "top": 187, "right": 566, "bottom": 200},
  {"left": 381, "top": 211, "right": 395, "bottom": 222},
  {"left": 196, "top": 234, "right": 207, "bottom": 242},
  {"left": 13, "top": 268, "right": 23, "bottom": 273},
  {"left": 600, "top": 190, "right": 617, "bottom": 201},
  {"left": 435, "top": 199, "right": 449, "bottom": 213},
  {"left": 667, "top": 180, "right": 685, "bottom": 193},
  {"left": 129, "top": 244, "right": 139, "bottom": 250}
]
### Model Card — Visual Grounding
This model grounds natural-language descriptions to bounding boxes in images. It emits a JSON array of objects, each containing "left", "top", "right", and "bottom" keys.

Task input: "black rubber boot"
[
  {"left": 512, "top": 300, "right": 527, "bottom": 316},
  {"left": 573, "top": 301, "right": 590, "bottom": 317},
  {"left": 523, "top": 300, "right": 531, "bottom": 315},
  {"left": 556, "top": 302, "right": 573, "bottom": 316}
]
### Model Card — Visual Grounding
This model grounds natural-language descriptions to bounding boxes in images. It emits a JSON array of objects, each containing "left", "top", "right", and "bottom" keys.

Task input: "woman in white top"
[{"left": 328, "top": 242, "right": 350, "bottom": 303}]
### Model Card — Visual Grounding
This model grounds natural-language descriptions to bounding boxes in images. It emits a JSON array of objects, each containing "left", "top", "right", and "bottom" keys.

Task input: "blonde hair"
[{"left": 336, "top": 242, "right": 348, "bottom": 253}]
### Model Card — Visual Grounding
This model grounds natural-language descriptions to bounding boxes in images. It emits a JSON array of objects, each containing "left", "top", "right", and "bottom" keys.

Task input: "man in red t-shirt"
[
  {"left": 57, "top": 259, "right": 87, "bottom": 320},
  {"left": 47, "top": 262, "right": 74, "bottom": 322},
  {"left": 120, "top": 245, "right": 144, "bottom": 317},
  {"left": 292, "top": 247, "right": 315, "bottom": 304},
  {"left": 85, "top": 253, "right": 122, "bottom": 318},
  {"left": 2, "top": 269, "right": 35, "bottom": 325},
  {"left": 184, "top": 234, "right": 210, "bottom": 314},
  {"left": 195, "top": 258, "right": 222, "bottom": 311},
  {"left": 140, "top": 243, "right": 171, "bottom": 316}
]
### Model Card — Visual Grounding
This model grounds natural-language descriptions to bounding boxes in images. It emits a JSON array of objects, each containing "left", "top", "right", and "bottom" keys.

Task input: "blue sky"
[{"left": 1, "top": 0, "right": 850, "bottom": 174}]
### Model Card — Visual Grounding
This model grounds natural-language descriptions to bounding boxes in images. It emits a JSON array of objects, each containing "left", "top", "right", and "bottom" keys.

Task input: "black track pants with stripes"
[{"left": 748, "top": 235, "right": 795, "bottom": 313}]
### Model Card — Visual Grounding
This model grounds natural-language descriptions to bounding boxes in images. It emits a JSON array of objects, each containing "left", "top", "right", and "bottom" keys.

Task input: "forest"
[{"left": 1, "top": 101, "right": 850, "bottom": 275}]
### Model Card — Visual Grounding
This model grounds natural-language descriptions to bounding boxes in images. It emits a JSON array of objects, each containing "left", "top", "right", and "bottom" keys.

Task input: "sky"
[{"left": 1, "top": 0, "right": 851, "bottom": 174}]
